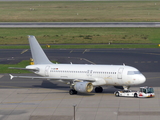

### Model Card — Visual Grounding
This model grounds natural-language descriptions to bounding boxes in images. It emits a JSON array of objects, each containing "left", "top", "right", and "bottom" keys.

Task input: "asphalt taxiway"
[
  {"left": 0, "top": 48, "right": 160, "bottom": 120},
  {"left": 1, "top": 48, "right": 160, "bottom": 72}
]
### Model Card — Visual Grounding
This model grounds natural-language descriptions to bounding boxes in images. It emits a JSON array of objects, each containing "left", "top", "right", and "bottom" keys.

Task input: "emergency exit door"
[{"left": 45, "top": 66, "right": 50, "bottom": 77}]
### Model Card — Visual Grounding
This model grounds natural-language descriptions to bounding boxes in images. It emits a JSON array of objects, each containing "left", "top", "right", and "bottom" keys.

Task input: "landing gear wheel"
[
  {"left": 69, "top": 89, "right": 77, "bottom": 95},
  {"left": 74, "top": 90, "right": 77, "bottom": 94},
  {"left": 115, "top": 92, "right": 119, "bottom": 97},
  {"left": 95, "top": 86, "right": 103, "bottom": 93},
  {"left": 134, "top": 93, "right": 138, "bottom": 98}
]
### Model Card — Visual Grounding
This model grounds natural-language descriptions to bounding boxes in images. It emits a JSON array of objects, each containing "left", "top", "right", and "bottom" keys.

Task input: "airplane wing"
[{"left": 9, "top": 74, "right": 96, "bottom": 82}]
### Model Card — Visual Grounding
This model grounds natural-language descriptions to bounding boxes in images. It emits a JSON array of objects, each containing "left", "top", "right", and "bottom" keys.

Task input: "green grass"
[
  {"left": 0, "top": 28, "right": 160, "bottom": 49},
  {"left": 0, "top": 44, "right": 160, "bottom": 49},
  {"left": 0, "top": 1, "right": 160, "bottom": 22}
]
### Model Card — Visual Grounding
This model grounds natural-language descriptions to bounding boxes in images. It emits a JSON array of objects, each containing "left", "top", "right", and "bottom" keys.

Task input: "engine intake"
[{"left": 74, "top": 82, "right": 93, "bottom": 93}]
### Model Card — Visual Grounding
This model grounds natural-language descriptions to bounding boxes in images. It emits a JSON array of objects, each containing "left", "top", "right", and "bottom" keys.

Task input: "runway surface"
[
  {"left": 1, "top": 22, "right": 160, "bottom": 28},
  {"left": 0, "top": 48, "right": 160, "bottom": 120}
]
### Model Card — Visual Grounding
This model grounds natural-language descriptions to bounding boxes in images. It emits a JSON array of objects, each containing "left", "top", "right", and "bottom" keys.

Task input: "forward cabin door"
[{"left": 117, "top": 68, "right": 124, "bottom": 79}]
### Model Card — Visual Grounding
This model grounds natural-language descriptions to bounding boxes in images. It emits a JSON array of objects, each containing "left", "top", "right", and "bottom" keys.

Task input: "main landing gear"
[
  {"left": 95, "top": 86, "right": 103, "bottom": 93},
  {"left": 69, "top": 89, "right": 78, "bottom": 95},
  {"left": 123, "top": 86, "right": 130, "bottom": 90}
]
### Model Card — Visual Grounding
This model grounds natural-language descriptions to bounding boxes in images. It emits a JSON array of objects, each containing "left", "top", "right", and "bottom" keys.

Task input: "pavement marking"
[
  {"left": 82, "top": 58, "right": 96, "bottom": 64},
  {"left": 134, "top": 61, "right": 159, "bottom": 63},
  {"left": 118, "top": 111, "right": 160, "bottom": 116},
  {"left": 147, "top": 76, "right": 160, "bottom": 79},
  {"left": 21, "top": 49, "right": 28, "bottom": 54},
  {"left": 0, "top": 75, "right": 4, "bottom": 78},
  {"left": 144, "top": 52, "right": 160, "bottom": 56},
  {"left": 82, "top": 49, "right": 90, "bottom": 54},
  {"left": 30, "top": 115, "right": 72, "bottom": 120},
  {"left": 1, "top": 102, "right": 38, "bottom": 105},
  {"left": 154, "top": 61, "right": 158, "bottom": 63},
  {"left": 69, "top": 50, "right": 73, "bottom": 53}
]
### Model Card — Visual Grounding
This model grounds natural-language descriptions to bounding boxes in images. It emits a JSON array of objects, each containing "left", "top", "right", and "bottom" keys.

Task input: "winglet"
[{"left": 9, "top": 74, "right": 14, "bottom": 80}]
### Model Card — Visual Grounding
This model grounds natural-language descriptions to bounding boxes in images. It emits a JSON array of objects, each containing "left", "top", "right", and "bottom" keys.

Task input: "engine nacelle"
[{"left": 74, "top": 82, "right": 93, "bottom": 93}]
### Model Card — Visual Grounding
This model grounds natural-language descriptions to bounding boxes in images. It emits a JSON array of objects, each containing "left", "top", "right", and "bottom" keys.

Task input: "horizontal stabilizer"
[{"left": 9, "top": 74, "right": 50, "bottom": 80}]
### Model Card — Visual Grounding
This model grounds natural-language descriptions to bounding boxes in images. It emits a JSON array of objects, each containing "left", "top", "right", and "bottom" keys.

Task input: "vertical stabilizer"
[{"left": 28, "top": 35, "right": 53, "bottom": 64}]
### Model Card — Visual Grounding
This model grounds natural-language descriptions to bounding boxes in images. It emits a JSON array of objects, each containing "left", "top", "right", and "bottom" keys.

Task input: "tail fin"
[{"left": 28, "top": 35, "right": 53, "bottom": 64}]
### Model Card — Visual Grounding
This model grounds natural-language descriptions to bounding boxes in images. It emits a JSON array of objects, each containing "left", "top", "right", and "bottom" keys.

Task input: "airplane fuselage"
[{"left": 26, "top": 64, "right": 146, "bottom": 87}]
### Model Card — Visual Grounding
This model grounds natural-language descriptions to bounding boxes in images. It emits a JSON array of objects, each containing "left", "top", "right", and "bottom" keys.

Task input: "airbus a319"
[{"left": 9, "top": 35, "right": 146, "bottom": 95}]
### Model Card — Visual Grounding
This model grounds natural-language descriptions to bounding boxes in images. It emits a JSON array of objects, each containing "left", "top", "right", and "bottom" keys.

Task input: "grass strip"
[
  {"left": 0, "top": 44, "right": 159, "bottom": 49},
  {"left": 0, "top": 27, "right": 160, "bottom": 48},
  {"left": 0, "top": 1, "right": 160, "bottom": 22}
]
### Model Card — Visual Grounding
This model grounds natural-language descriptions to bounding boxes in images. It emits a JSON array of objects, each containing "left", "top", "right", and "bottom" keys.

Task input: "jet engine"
[{"left": 74, "top": 82, "right": 93, "bottom": 93}]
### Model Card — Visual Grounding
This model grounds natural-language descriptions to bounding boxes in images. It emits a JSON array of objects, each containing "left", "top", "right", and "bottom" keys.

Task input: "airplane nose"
[{"left": 139, "top": 75, "right": 146, "bottom": 84}]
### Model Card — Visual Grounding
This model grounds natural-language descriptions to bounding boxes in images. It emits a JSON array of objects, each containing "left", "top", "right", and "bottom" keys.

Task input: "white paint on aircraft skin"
[{"left": 9, "top": 35, "right": 146, "bottom": 94}]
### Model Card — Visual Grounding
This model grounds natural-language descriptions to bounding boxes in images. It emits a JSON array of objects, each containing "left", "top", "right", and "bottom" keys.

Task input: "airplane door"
[
  {"left": 117, "top": 68, "right": 124, "bottom": 79},
  {"left": 45, "top": 66, "right": 50, "bottom": 77},
  {"left": 89, "top": 70, "right": 93, "bottom": 76},
  {"left": 87, "top": 70, "right": 93, "bottom": 77}
]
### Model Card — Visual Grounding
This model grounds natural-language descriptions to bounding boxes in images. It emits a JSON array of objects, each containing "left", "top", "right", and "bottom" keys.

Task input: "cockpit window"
[{"left": 127, "top": 71, "right": 141, "bottom": 75}]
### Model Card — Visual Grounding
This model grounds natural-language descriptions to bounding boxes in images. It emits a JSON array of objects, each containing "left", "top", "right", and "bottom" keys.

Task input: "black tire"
[
  {"left": 134, "top": 93, "right": 138, "bottom": 98},
  {"left": 73, "top": 90, "right": 78, "bottom": 94},
  {"left": 69, "top": 89, "right": 77, "bottom": 95},
  {"left": 99, "top": 87, "right": 103, "bottom": 93},
  {"left": 95, "top": 87, "right": 99, "bottom": 93},
  {"left": 69, "top": 89, "right": 74, "bottom": 95},
  {"left": 115, "top": 92, "right": 119, "bottom": 97},
  {"left": 95, "top": 86, "right": 103, "bottom": 93}
]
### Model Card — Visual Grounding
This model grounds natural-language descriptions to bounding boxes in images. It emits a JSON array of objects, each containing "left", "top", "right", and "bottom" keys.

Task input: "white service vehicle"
[{"left": 114, "top": 86, "right": 155, "bottom": 98}]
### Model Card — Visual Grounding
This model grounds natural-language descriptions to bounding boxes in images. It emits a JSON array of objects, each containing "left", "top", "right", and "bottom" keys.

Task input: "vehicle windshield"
[
  {"left": 140, "top": 87, "right": 154, "bottom": 93},
  {"left": 127, "top": 71, "right": 141, "bottom": 75},
  {"left": 146, "top": 88, "right": 154, "bottom": 93}
]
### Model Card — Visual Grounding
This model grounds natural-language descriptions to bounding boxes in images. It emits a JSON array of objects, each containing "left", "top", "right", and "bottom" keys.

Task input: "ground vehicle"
[{"left": 114, "top": 87, "right": 155, "bottom": 98}]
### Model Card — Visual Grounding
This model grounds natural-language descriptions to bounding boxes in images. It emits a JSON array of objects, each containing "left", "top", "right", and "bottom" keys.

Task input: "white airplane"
[{"left": 9, "top": 35, "right": 146, "bottom": 95}]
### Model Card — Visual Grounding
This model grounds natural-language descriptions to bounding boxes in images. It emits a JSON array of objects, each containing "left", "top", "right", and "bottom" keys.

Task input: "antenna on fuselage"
[{"left": 123, "top": 63, "right": 125, "bottom": 66}]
